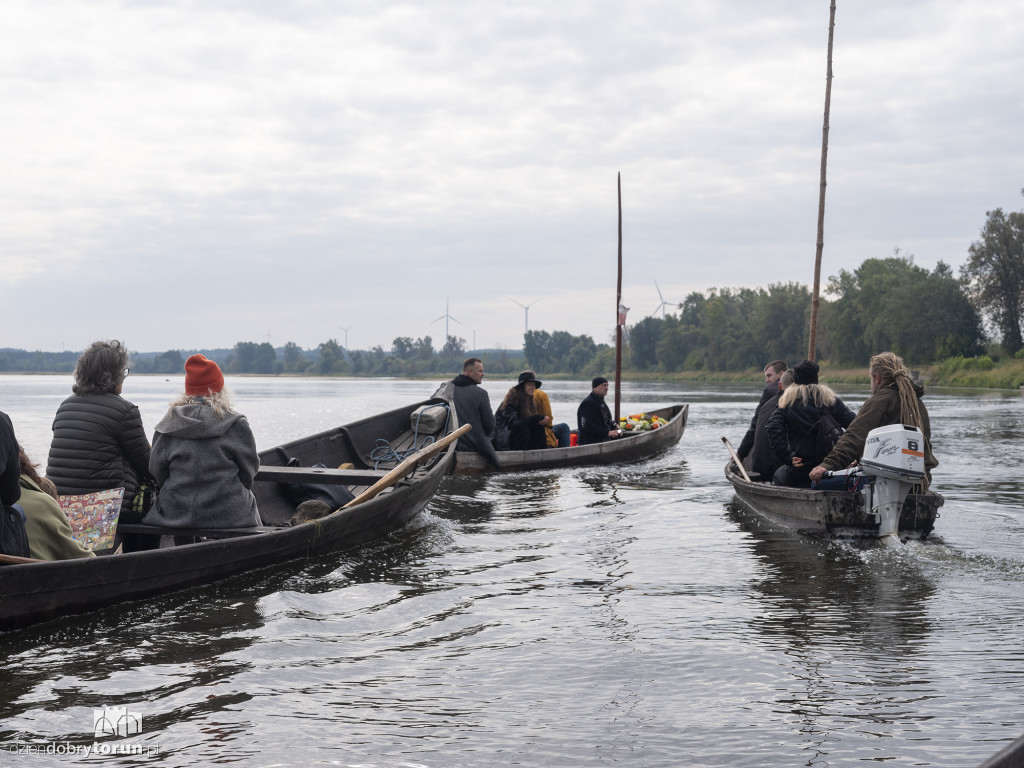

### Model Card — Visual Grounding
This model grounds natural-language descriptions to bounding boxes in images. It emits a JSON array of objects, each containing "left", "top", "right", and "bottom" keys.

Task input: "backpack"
[
  {"left": 795, "top": 406, "right": 844, "bottom": 463},
  {"left": 2, "top": 503, "right": 31, "bottom": 558}
]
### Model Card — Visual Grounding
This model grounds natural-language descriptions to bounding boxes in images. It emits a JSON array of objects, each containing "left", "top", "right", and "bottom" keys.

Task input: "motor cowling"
[
  {"left": 859, "top": 424, "right": 926, "bottom": 483},
  {"left": 858, "top": 424, "right": 927, "bottom": 545}
]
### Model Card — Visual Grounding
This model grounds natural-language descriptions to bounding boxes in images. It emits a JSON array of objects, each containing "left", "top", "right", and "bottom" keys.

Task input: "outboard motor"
[{"left": 858, "top": 424, "right": 927, "bottom": 546}]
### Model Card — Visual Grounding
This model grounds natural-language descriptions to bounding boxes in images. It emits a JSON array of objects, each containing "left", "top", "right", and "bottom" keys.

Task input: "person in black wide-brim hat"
[{"left": 491, "top": 371, "right": 552, "bottom": 451}]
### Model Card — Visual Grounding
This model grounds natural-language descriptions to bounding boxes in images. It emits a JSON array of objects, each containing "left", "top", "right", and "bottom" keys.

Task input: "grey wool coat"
[{"left": 143, "top": 403, "right": 261, "bottom": 529}]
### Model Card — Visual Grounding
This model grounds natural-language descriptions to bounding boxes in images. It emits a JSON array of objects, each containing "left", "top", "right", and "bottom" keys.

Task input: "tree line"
[{"left": 5, "top": 195, "right": 1023, "bottom": 376}]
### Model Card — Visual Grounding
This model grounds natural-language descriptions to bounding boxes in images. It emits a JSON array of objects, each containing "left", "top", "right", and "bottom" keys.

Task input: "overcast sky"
[{"left": 3, "top": 0, "right": 1022, "bottom": 355}]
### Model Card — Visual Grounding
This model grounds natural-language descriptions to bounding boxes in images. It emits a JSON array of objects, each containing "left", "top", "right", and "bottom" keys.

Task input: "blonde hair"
[
  {"left": 778, "top": 382, "right": 838, "bottom": 410},
  {"left": 168, "top": 389, "right": 236, "bottom": 418},
  {"left": 870, "top": 351, "right": 923, "bottom": 429}
]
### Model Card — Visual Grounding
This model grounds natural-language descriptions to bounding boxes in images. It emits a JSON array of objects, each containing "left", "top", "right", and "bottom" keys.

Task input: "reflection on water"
[{"left": 1, "top": 377, "right": 1023, "bottom": 766}]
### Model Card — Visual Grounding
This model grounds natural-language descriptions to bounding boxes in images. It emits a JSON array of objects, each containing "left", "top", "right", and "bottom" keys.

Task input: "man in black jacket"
[
  {"left": 452, "top": 357, "right": 501, "bottom": 468},
  {"left": 577, "top": 376, "right": 621, "bottom": 446},
  {"left": 736, "top": 360, "right": 787, "bottom": 464}
]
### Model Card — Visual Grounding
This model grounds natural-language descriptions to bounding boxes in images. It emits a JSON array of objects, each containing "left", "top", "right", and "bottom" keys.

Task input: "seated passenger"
[
  {"left": 765, "top": 360, "right": 855, "bottom": 488},
  {"left": 1, "top": 409, "right": 29, "bottom": 557},
  {"left": 747, "top": 370, "right": 793, "bottom": 481},
  {"left": 18, "top": 448, "right": 94, "bottom": 560},
  {"left": 526, "top": 370, "right": 570, "bottom": 448},
  {"left": 143, "top": 355, "right": 261, "bottom": 531},
  {"left": 451, "top": 357, "right": 501, "bottom": 468},
  {"left": 736, "top": 360, "right": 788, "bottom": 465},
  {"left": 492, "top": 371, "right": 551, "bottom": 451},
  {"left": 809, "top": 351, "right": 938, "bottom": 488},
  {"left": 46, "top": 340, "right": 156, "bottom": 552},
  {"left": 577, "top": 376, "right": 622, "bottom": 446}
]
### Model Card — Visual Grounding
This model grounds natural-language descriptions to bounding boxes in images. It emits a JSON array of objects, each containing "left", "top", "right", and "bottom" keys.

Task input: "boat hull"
[
  {"left": 450, "top": 404, "right": 688, "bottom": 475},
  {"left": 1, "top": 397, "right": 457, "bottom": 631},
  {"left": 725, "top": 460, "right": 942, "bottom": 541}
]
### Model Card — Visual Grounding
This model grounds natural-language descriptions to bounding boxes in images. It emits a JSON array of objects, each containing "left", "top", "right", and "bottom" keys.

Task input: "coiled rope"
[{"left": 370, "top": 404, "right": 452, "bottom": 469}]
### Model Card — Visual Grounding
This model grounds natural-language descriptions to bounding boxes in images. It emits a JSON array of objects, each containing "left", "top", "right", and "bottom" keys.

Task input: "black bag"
[
  {"left": 281, "top": 460, "right": 355, "bottom": 510},
  {"left": 126, "top": 480, "right": 157, "bottom": 522},
  {"left": 795, "top": 407, "right": 843, "bottom": 464},
  {"left": 2, "top": 504, "right": 31, "bottom": 558}
]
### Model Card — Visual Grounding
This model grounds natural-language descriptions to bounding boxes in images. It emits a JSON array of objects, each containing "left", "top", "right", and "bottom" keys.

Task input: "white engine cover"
[{"left": 859, "top": 424, "right": 926, "bottom": 482}]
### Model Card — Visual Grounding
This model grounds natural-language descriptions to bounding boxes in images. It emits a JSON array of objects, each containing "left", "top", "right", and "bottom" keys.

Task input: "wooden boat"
[
  {"left": 978, "top": 731, "right": 1024, "bottom": 768},
  {"left": 450, "top": 403, "right": 688, "bottom": 476},
  {"left": 724, "top": 459, "right": 943, "bottom": 541},
  {"left": 0, "top": 396, "right": 464, "bottom": 632}
]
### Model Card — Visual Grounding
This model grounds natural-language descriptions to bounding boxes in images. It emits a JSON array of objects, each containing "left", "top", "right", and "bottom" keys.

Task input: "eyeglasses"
[{"left": 123, "top": 368, "right": 131, "bottom": 376}]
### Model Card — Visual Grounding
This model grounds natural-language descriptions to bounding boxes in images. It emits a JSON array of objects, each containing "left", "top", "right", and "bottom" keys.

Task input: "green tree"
[
  {"left": 230, "top": 342, "right": 259, "bottom": 373},
  {"left": 523, "top": 330, "right": 553, "bottom": 370},
  {"left": 282, "top": 342, "right": 308, "bottom": 373},
  {"left": 566, "top": 336, "right": 597, "bottom": 375},
  {"left": 961, "top": 201, "right": 1024, "bottom": 355},
  {"left": 317, "top": 338, "right": 342, "bottom": 374},
  {"left": 154, "top": 350, "right": 184, "bottom": 374},
  {"left": 391, "top": 337, "right": 416, "bottom": 360},
  {"left": 253, "top": 342, "right": 278, "bottom": 374},
  {"left": 627, "top": 316, "right": 663, "bottom": 370},
  {"left": 414, "top": 336, "right": 434, "bottom": 361},
  {"left": 827, "top": 253, "right": 983, "bottom": 364},
  {"left": 440, "top": 335, "right": 466, "bottom": 369}
]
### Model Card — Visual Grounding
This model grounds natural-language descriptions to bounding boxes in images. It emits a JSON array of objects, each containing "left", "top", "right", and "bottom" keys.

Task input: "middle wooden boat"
[{"left": 450, "top": 403, "right": 688, "bottom": 476}]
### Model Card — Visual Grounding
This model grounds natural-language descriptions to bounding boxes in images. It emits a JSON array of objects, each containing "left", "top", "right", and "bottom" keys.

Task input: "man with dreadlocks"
[{"left": 808, "top": 352, "right": 938, "bottom": 486}]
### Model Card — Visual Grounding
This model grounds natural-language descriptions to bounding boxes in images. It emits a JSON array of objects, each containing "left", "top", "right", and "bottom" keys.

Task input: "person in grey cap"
[{"left": 576, "top": 376, "right": 621, "bottom": 446}]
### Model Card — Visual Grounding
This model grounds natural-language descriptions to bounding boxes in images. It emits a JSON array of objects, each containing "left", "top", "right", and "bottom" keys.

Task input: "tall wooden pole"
[
  {"left": 615, "top": 172, "right": 623, "bottom": 422},
  {"left": 808, "top": 0, "right": 836, "bottom": 362}
]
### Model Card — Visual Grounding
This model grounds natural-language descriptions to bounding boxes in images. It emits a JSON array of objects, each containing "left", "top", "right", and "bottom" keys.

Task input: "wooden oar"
[
  {"left": 0, "top": 553, "right": 46, "bottom": 566},
  {"left": 721, "top": 437, "right": 752, "bottom": 483},
  {"left": 343, "top": 424, "right": 471, "bottom": 509}
]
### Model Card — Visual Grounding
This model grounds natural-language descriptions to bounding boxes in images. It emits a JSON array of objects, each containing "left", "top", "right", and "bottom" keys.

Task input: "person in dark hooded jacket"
[
  {"left": 765, "top": 360, "right": 856, "bottom": 487},
  {"left": 143, "top": 355, "right": 260, "bottom": 531},
  {"left": 451, "top": 357, "right": 501, "bottom": 468}
]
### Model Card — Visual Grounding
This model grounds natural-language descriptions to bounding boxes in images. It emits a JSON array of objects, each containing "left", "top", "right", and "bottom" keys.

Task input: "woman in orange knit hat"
[{"left": 143, "top": 355, "right": 261, "bottom": 532}]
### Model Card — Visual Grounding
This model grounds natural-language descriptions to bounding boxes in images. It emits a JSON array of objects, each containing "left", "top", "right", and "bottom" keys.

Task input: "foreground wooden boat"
[
  {"left": 451, "top": 404, "right": 688, "bottom": 476},
  {"left": 0, "top": 397, "right": 462, "bottom": 632},
  {"left": 724, "top": 459, "right": 942, "bottom": 541}
]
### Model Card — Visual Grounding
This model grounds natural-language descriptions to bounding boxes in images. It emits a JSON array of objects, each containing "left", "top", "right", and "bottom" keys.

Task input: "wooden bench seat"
[{"left": 254, "top": 465, "right": 387, "bottom": 486}]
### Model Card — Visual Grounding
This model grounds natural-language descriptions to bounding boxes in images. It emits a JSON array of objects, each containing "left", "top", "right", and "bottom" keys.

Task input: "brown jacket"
[{"left": 820, "top": 383, "right": 938, "bottom": 479}]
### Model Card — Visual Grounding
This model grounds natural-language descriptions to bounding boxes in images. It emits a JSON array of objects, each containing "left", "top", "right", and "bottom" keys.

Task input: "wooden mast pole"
[
  {"left": 808, "top": 0, "right": 836, "bottom": 362},
  {"left": 615, "top": 172, "right": 623, "bottom": 422}
]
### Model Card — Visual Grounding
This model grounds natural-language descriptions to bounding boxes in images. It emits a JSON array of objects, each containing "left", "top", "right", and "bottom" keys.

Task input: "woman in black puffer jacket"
[
  {"left": 46, "top": 340, "right": 156, "bottom": 551},
  {"left": 765, "top": 360, "right": 856, "bottom": 487}
]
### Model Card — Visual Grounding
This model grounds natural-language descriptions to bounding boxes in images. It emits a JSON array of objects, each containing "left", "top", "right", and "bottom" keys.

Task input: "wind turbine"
[
  {"left": 338, "top": 326, "right": 351, "bottom": 348},
  {"left": 433, "top": 298, "right": 462, "bottom": 342},
  {"left": 652, "top": 281, "right": 672, "bottom": 318},
  {"left": 512, "top": 298, "right": 539, "bottom": 334}
]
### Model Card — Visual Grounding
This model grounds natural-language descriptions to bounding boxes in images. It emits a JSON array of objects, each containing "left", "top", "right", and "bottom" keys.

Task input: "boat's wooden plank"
[
  {"left": 255, "top": 465, "right": 387, "bottom": 485},
  {"left": 116, "top": 523, "right": 280, "bottom": 539}
]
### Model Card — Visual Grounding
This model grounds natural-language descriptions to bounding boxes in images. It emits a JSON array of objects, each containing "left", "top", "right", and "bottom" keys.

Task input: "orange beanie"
[{"left": 184, "top": 354, "right": 225, "bottom": 395}]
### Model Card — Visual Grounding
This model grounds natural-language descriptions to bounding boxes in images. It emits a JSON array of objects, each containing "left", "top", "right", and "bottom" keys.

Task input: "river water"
[{"left": 0, "top": 374, "right": 1022, "bottom": 767}]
